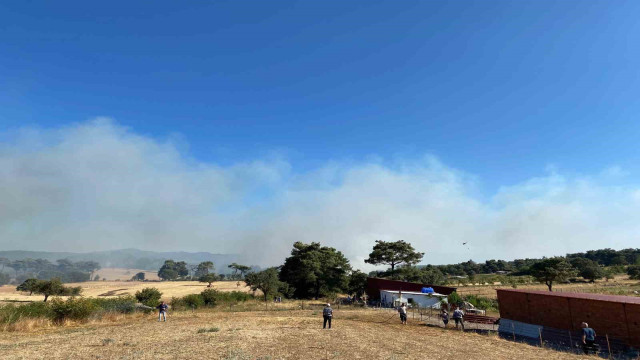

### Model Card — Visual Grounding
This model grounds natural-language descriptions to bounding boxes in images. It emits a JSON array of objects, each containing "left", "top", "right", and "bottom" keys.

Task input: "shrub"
[
  {"left": 0, "top": 302, "right": 52, "bottom": 325},
  {"left": 91, "top": 296, "right": 137, "bottom": 314},
  {"left": 628, "top": 265, "right": 640, "bottom": 280},
  {"left": 182, "top": 294, "right": 204, "bottom": 309},
  {"left": 201, "top": 289, "right": 218, "bottom": 307},
  {"left": 135, "top": 287, "right": 162, "bottom": 307},
  {"left": 447, "top": 291, "right": 463, "bottom": 307},
  {"left": 463, "top": 295, "right": 499, "bottom": 311},
  {"left": 49, "top": 298, "right": 97, "bottom": 323}
]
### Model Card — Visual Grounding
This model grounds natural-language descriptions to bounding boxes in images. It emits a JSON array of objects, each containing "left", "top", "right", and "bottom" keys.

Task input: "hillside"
[{"left": 0, "top": 249, "right": 240, "bottom": 273}]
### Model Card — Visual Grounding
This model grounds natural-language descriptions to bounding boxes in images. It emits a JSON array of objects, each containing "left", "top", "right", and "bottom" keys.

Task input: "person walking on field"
[
  {"left": 398, "top": 303, "right": 408, "bottom": 325},
  {"left": 322, "top": 303, "right": 333, "bottom": 329},
  {"left": 453, "top": 307, "right": 464, "bottom": 330},
  {"left": 441, "top": 309, "right": 449, "bottom": 328},
  {"left": 157, "top": 301, "right": 168, "bottom": 322},
  {"left": 581, "top": 322, "right": 597, "bottom": 354}
]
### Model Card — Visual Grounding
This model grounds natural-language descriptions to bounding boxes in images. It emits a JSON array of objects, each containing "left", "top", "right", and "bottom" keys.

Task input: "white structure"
[{"left": 379, "top": 290, "right": 447, "bottom": 309}]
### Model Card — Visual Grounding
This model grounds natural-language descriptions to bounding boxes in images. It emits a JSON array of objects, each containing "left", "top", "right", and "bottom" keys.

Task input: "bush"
[
  {"left": 215, "top": 291, "right": 253, "bottom": 303},
  {"left": 0, "top": 302, "right": 52, "bottom": 325},
  {"left": 463, "top": 295, "right": 499, "bottom": 311},
  {"left": 628, "top": 265, "right": 640, "bottom": 280},
  {"left": 447, "top": 291, "right": 463, "bottom": 307},
  {"left": 182, "top": 294, "right": 205, "bottom": 309},
  {"left": 91, "top": 296, "right": 137, "bottom": 314},
  {"left": 49, "top": 298, "right": 97, "bottom": 323},
  {"left": 201, "top": 289, "right": 218, "bottom": 307},
  {"left": 135, "top": 287, "right": 162, "bottom": 307}
]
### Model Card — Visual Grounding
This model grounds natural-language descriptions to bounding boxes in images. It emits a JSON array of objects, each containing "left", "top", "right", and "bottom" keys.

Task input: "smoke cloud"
[{"left": 2, "top": 119, "right": 639, "bottom": 268}]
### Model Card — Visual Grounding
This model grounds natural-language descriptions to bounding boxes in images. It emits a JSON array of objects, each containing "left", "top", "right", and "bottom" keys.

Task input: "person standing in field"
[
  {"left": 157, "top": 301, "right": 168, "bottom": 322},
  {"left": 452, "top": 307, "right": 464, "bottom": 330},
  {"left": 323, "top": 303, "right": 333, "bottom": 329},
  {"left": 441, "top": 309, "right": 449, "bottom": 328},
  {"left": 398, "top": 303, "right": 408, "bottom": 325},
  {"left": 581, "top": 322, "right": 597, "bottom": 354}
]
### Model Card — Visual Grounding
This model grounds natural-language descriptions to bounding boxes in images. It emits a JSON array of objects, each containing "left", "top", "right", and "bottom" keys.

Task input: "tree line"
[{"left": 0, "top": 258, "right": 101, "bottom": 285}]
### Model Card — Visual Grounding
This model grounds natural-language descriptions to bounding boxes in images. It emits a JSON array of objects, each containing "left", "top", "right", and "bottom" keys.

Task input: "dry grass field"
[
  {"left": 0, "top": 306, "right": 588, "bottom": 360},
  {"left": 457, "top": 276, "right": 640, "bottom": 299},
  {"left": 0, "top": 279, "right": 252, "bottom": 303},
  {"left": 93, "top": 268, "right": 160, "bottom": 281}
]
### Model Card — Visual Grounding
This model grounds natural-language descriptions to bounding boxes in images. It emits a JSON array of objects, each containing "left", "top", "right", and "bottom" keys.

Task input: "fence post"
[
  {"left": 606, "top": 334, "right": 612, "bottom": 359},
  {"left": 568, "top": 330, "right": 573, "bottom": 352},
  {"left": 511, "top": 322, "right": 516, "bottom": 341},
  {"left": 538, "top": 328, "right": 543, "bottom": 347}
]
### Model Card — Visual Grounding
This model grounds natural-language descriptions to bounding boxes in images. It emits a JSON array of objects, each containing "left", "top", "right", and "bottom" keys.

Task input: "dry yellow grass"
[
  {"left": 93, "top": 268, "right": 160, "bottom": 281},
  {"left": 0, "top": 307, "right": 589, "bottom": 359},
  {"left": 0, "top": 279, "right": 252, "bottom": 303},
  {"left": 457, "top": 277, "right": 640, "bottom": 299}
]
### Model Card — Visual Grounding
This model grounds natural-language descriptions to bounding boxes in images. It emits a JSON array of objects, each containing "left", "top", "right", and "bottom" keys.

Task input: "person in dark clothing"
[
  {"left": 157, "top": 301, "right": 168, "bottom": 322},
  {"left": 581, "top": 322, "right": 597, "bottom": 354},
  {"left": 322, "top": 303, "right": 333, "bottom": 329},
  {"left": 452, "top": 307, "right": 464, "bottom": 330},
  {"left": 441, "top": 309, "right": 449, "bottom": 328}
]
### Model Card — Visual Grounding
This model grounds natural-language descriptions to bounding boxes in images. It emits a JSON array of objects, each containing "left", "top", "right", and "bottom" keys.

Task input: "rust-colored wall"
[
  {"left": 626, "top": 304, "right": 640, "bottom": 347},
  {"left": 497, "top": 290, "right": 640, "bottom": 347},
  {"left": 366, "top": 278, "right": 456, "bottom": 300},
  {"left": 569, "top": 298, "right": 628, "bottom": 340},
  {"left": 527, "top": 293, "right": 572, "bottom": 330},
  {"left": 497, "top": 290, "right": 529, "bottom": 323}
]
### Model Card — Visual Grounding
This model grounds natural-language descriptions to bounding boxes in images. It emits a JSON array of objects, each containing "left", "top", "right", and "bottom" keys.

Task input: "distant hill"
[{"left": 0, "top": 248, "right": 240, "bottom": 273}]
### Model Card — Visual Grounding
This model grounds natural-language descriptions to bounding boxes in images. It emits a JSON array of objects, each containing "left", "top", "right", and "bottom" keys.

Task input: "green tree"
[
  {"left": 199, "top": 273, "right": 218, "bottom": 287},
  {"left": 570, "top": 258, "right": 604, "bottom": 283},
  {"left": 135, "top": 287, "right": 163, "bottom": 307},
  {"left": 530, "top": 258, "right": 576, "bottom": 291},
  {"left": 347, "top": 270, "right": 368, "bottom": 298},
  {"left": 131, "top": 272, "right": 145, "bottom": 281},
  {"left": 627, "top": 265, "right": 640, "bottom": 280},
  {"left": 245, "top": 267, "right": 287, "bottom": 302},
  {"left": 228, "top": 263, "right": 251, "bottom": 279},
  {"left": 158, "top": 260, "right": 180, "bottom": 280},
  {"left": 195, "top": 261, "right": 214, "bottom": 278},
  {"left": 16, "top": 278, "right": 40, "bottom": 295},
  {"left": 365, "top": 240, "right": 424, "bottom": 278},
  {"left": 279, "top": 242, "right": 351, "bottom": 299},
  {"left": 32, "top": 278, "right": 76, "bottom": 302}
]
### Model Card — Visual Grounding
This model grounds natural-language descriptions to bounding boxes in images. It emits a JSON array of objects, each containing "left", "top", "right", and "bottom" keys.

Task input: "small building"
[
  {"left": 497, "top": 289, "right": 640, "bottom": 353},
  {"left": 379, "top": 290, "right": 446, "bottom": 308},
  {"left": 366, "top": 277, "right": 456, "bottom": 303}
]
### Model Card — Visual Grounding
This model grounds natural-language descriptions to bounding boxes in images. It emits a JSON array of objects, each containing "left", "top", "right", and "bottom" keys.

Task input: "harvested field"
[
  {"left": 0, "top": 307, "right": 587, "bottom": 359},
  {"left": 93, "top": 268, "right": 160, "bottom": 281},
  {"left": 0, "top": 280, "right": 252, "bottom": 303},
  {"left": 457, "top": 277, "right": 640, "bottom": 299}
]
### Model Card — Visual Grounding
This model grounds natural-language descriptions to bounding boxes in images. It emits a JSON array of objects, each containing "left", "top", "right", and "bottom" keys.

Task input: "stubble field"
[{"left": 0, "top": 307, "right": 588, "bottom": 360}]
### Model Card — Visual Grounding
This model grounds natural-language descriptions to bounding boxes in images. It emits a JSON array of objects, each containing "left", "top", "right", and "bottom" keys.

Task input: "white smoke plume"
[{"left": 1, "top": 119, "right": 639, "bottom": 268}]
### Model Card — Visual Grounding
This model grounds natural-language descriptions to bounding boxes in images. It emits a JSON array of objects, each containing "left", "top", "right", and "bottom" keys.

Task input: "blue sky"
[
  {"left": 2, "top": 1, "right": 639, "bottom": 191},
  {"left": 1, "top": 1, "right": 640, "bottom": 264}
]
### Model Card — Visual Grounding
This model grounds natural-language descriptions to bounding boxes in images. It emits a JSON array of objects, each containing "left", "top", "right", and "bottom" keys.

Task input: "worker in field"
[
  {"left": 441, "top": 309, "right": 449, "bottom": 328},
  {"left": 398, "top": 303, "right": 408, "bottom": 325},
  {"left": 452, "top": 306, "right": 464, "bottom": 330},
  {"left": 581, "top": 322, "right": 597, "bottom": 354},
  {"left": 322, "top": 303, "right": 333, "bottom": 329},
  {"left": 157, "top": 301, "right": 168, "bottom": 322}
]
